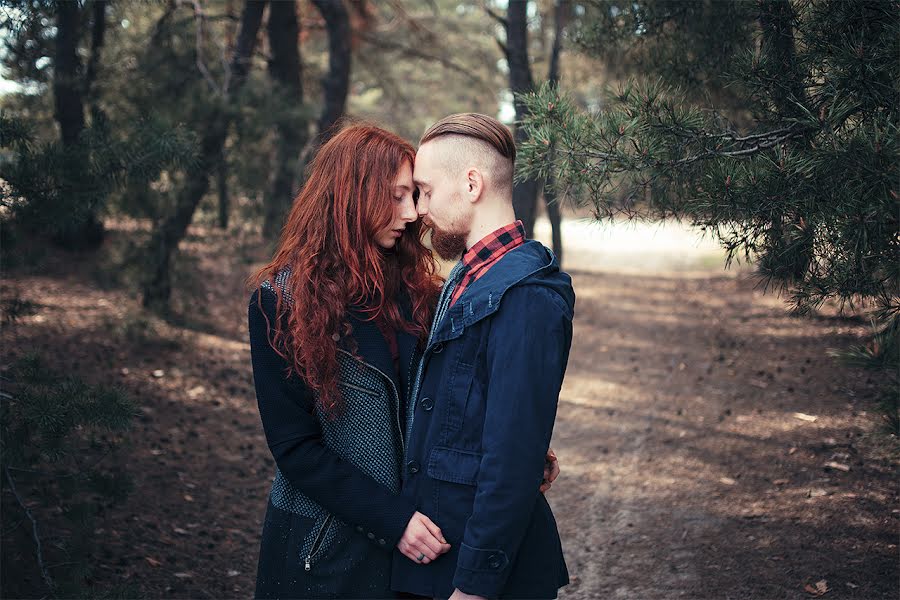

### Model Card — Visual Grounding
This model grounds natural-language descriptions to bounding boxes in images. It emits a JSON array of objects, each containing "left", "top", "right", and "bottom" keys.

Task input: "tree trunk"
[
  {"left": 51, "top": 1, "right": 105, "bottom": 250},
  {"left": 217, "top": 157, "right": 230, "bottom": 230},
  {"left": 310, "top": 0, "right": 352, "bottom": 144},
  {"left": 542, "top": 0, "right": 567, "bottom": 263},
  {"left": 758, "top": 0, "right": 812, "bottom": 282},
  {"left": 53, "top": 2, "right": 84, "bottom": 147},
  {"left": 262, "top": 0, "right": 307, "bottom": 240},
  {"left": 506, "top": 1, "right": 540, "bottom": 237},
  {"left": 142, "top": 0, "right": 266, "bottom": 313},
  {"left": 292, "top": 0, "right": 353, "bottom": 183}
]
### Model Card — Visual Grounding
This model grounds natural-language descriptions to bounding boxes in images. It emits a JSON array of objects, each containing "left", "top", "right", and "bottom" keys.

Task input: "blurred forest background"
[{"left": 0, "top": 0, "right": 897, "bottom": 598}]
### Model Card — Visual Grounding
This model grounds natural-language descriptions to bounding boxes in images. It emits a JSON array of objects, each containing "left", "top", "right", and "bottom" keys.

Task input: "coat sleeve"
[
  {"left": 248, "top": 287, "right": 417, "bottom": 548},
  {"left": 451, "top": 285, "right": 574, "bottom": 598}
]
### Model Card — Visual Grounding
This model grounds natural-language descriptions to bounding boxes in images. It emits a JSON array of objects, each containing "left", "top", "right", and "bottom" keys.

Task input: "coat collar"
[{"left": 428, "top": 240, "right": 567, "bottom": 348}]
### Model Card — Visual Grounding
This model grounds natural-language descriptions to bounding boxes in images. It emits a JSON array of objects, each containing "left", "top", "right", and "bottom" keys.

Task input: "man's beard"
[{"left": 428, "top": 221, "right": 468, "bottom": 260}]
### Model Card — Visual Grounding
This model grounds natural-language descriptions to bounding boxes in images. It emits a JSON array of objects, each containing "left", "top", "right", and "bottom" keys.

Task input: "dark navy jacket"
[
  {"left": 391, "top": 240, "right": 575, "bottom": 599},
  {"left": 249, "top": 272, "right": 423, "bottom": 597}
]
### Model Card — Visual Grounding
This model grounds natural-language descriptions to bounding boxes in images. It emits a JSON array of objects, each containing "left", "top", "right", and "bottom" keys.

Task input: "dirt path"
[{"left": 2, "top": 219, "right": 896, "bottom": 599}]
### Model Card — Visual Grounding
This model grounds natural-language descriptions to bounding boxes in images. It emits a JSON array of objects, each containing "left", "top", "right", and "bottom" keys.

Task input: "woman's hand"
[
  {"left": 540, "top": 446, "right": 560, "bottom": 493},
  {"left": 396, "top": 511, "right": 451, "bottom": 564}
]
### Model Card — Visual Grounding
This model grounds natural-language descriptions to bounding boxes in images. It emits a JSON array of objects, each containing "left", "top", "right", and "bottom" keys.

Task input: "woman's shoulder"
[{"left": 249, "top": 267, "right": 295, "bottom": 308}]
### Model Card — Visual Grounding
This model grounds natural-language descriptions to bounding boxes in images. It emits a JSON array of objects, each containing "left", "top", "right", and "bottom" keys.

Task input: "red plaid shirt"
[{"left": 449, "top": 220, "right": 526, "bottom": 308}]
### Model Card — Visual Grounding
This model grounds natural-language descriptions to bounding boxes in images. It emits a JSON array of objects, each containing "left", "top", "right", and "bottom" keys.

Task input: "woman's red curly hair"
[{"left": 247, "top": 123, "right": 441, "bottom": 415}]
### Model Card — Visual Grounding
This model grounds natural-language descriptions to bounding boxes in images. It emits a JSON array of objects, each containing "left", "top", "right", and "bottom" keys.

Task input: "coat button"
[
  {"left": 420, "top": 397, "right": 434, "bottom": 411},
  {"left": 432, "top": 342, "right": 444, "bottom": 354},
  {"left": 488, "top": 554, "right": 501, "bottom": 569},
  {"left": 355, "top": 525, "right": 363, "bottom": 533},
  {"left": 407, "top": 460, "right": 420, "bottom": 475},
  {"left": 378, "top": 538, "right": 386, "bottom": 545},
  {"left": 367, "top": 532, "right": 375, "bottom": 539}
]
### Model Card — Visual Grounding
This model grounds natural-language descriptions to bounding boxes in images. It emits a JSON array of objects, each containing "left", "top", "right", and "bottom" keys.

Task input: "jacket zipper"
[
  {"left": 304, "top": 514, "right": 334, "bottom": 571},
  {"left": 337, "top": 349, "right": 405, "bottom": 457}
]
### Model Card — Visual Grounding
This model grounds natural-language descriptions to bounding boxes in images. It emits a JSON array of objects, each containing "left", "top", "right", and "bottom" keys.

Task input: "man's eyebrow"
[{"left": 413, "top": 179, "right": 429, "bottom": 188}]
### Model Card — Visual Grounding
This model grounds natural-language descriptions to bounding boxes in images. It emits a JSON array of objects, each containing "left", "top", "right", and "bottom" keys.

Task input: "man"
[{"left": 391, "top": 113, "right": 574, "bottom": 600}]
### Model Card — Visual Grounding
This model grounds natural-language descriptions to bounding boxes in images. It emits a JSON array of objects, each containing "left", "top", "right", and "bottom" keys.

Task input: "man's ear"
[{"left": 466, "top": 168, "right": 484, "bottom": 203}]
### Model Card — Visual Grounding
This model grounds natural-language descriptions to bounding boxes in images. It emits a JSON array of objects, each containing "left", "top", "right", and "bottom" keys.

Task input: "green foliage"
[
  {"left": 0, "top": 109, "right": 199, "bottom": 242},
  {"left": 519, "top": 0, "right": 899, "bottom": 424},
  {"left": 0, "top": 353, "right": 138, "bottom": 598},
  {"left": 519, "top": 0, "right": 899, "bottom": 311},
  {"left": 571, "top": 0, "right": 757, "bottom": 109}
]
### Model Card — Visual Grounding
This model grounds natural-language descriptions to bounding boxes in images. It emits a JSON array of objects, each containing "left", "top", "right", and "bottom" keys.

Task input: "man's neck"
[{"left": 465, "top": 200, "right": 517, "bottom": 250}]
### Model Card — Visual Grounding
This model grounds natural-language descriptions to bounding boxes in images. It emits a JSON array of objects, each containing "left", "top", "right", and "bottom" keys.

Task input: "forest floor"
[{"left": 1, "top": 217, "right": 897, "bottom": 599}]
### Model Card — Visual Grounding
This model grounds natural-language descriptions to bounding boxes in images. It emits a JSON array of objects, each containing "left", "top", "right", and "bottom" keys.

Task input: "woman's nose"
[{"left": 401, "top": 197, "right": 418, "bottom": 221}]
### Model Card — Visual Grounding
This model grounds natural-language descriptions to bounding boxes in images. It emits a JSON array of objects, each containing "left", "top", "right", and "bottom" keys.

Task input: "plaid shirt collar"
[{"left": 449, "top": 220, "right": 526, "bottom": 307}]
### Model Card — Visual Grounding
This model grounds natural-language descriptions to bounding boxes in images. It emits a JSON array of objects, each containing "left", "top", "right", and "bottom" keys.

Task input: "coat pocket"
[{"left": 426, "top": 446, "right": 482, "bottom": 486}]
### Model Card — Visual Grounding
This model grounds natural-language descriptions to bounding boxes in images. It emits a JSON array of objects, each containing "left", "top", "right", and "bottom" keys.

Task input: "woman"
[
  {"left": 247, "top": 124, "right": 448, "bottom": 599},
  {"left": 247, "top": 123, "right": 559, "bottom": 598}
]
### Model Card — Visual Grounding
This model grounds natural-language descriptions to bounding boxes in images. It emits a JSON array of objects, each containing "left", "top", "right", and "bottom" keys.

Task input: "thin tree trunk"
[
  {"left": 143, "top": 0, "right": 266, "bottom": 312},
  {"left": 542, "top": 0, "right": 567, "bottom": 263},
  {"left": 85, "top": 0, "right": 107, "bottom": 105},
  {"left": 506, "top": 1, "right": 540, "bottom": 237},
  {"left": 262, "top": 0, "right": 307, "bottom": 240},
  {"left": 217, "top": 157, "right": 230, "bottom": 229}
]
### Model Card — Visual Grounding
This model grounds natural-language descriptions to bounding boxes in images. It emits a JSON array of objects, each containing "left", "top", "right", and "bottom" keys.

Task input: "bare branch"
[
  {"left": 482, "top": 2, "right": 508, "bottom": 28},
  {"left": 5, "top": 467, "right": 53, "bottom": 591},
  {"left": 189, "top": 0, "right": 224, "bottom": 95}
]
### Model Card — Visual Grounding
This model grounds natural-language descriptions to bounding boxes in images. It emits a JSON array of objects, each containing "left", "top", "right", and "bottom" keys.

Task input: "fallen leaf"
[
  {"left": 173, "top": 527, "right": 188, "bottom": 535},
  {"left": 226, "top": 570, "right": 240, "bottom": 577},
  {"left": 183, "top": 494, "right": 194, "bottom": 502},
  {"left": 793, "top": 412, "right": 818, "bottom": 422},
  {"left": 773, "top": 478, "right": 789, "bottom": 485},
  {"left": 145, "top": 557, "right": 162, "bottom": 567},
  {"left": 152, "top": 369, "right": 165, "bottom": 378},
  {"left": 808, "top": 488, "right": 829, "bottom": 498},
  {"left": 788, "top": 447, "right": 798, "bottom": 455},
  {"left": 824, "top": 461, "right": 850, "bottom": 472},
  {"left": 719, "top": 477, "right": 737, "bottom": 485},
  {"left": 174, "top": 572, "right": 192, "bottom": 579}
]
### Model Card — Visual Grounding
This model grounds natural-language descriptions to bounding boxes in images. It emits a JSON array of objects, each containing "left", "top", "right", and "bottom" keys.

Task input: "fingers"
[
  {"left": 539, "top": 480, "right": 551, "bottom": 493},
  {"left": 419, "top": 514, "right": 447, "bottom": 544},
  {"left": 545, "top": 447, "right": 560, "bottom": 484}
]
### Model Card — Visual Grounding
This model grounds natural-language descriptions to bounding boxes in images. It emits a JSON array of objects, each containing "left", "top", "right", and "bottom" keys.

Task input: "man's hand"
[
  {"left": 396, "top": 511, "right": 451, "bottom": 565},
  {"left": 540, "top": 446, "right": 560, "bottom": 493},
  {"left": 449, "top": 589, "right": 487, "bottom": 600}
]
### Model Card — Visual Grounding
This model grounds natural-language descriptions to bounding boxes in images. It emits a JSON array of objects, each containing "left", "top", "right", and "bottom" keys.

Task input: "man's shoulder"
[{"left": 498, "top": 280, "right": 573, "bottom": 320}]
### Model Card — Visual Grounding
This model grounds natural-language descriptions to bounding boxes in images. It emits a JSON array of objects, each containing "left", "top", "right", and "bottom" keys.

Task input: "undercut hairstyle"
[{"left": 419, "top": 113, "right": 516, "bottom": 196}]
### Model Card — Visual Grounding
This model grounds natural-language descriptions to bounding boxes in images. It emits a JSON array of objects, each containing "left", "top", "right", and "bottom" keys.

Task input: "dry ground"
[{"left": 1, "top": 218, "right": 897, "bottom": 599}]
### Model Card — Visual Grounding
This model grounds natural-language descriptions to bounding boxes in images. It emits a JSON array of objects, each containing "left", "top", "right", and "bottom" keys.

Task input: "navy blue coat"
[{"left": 390, "top": 240, "right": 575, "bottom": 599}]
